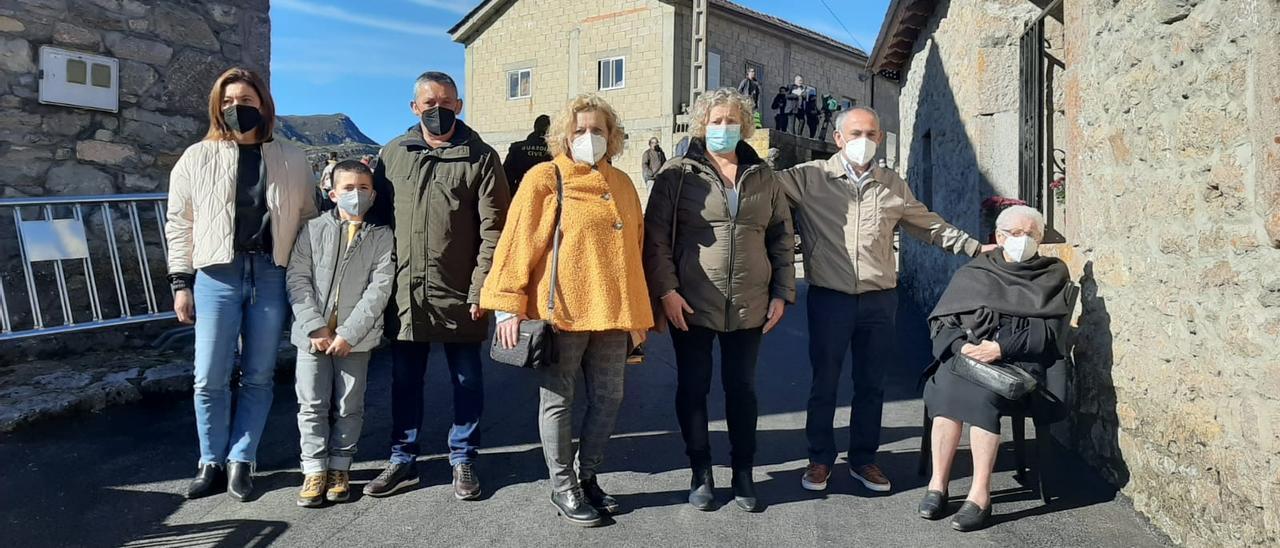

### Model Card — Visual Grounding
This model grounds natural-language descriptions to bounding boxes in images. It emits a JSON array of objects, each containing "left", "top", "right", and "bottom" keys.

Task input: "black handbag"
[
  {"left": 489, "top": 167, "right": 565, "bottom": 369},
  {"left": 950, "top": 328, "right": 1038, "bottom": 400}
]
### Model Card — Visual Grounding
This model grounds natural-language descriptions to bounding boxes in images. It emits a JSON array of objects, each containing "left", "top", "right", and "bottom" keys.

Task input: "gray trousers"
[
  {"left": 538, "top": 330, "right": 628, "bottom": 493},
  {"left": 296, "top": 349, "right": 371, "bottom": 474}
]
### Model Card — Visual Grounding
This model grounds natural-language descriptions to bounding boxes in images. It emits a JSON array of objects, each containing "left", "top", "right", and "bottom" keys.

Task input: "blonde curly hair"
[
  {"left": 548, "top": 94, "right": 626, "bottom": 162},
  {"left": 688, "top": 88, "right": 756, "bottom": 140}
]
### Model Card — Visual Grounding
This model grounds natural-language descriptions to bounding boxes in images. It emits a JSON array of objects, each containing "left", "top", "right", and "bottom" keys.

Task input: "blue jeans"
[
  {"left": 389, "top": 341, "right": 483, "bottom": 466},
  {"left": 192, "top": 253, "right": 288, "bottom": 466},
  {"left": 805, "top": 286, "right": 898, "bottom": 467}
]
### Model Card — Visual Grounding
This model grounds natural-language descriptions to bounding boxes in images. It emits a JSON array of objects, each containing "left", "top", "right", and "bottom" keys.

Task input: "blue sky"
[{"left": 270, "top": 0, "right": 891, "bottom": 144}]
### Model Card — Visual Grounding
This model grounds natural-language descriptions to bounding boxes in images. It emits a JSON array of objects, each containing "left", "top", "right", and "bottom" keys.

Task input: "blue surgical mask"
[{"left": 705, "top": 124, "right": 741, "bottom": 153}]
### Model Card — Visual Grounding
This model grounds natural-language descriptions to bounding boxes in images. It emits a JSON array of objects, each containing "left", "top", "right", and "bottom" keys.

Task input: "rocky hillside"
[{"left": 274, "top": 114, "right": 381, "bottom": 161}]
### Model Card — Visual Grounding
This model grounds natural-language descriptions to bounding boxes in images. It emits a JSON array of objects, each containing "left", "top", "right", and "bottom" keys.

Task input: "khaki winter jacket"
[
  {"left": 287, "top": 211, "right": 395, "bottom": 353},
  {"left": 777, "top": 154, "right": 979, "bottom": 295},
  {"left": 165, "top": 139, "right": 318, "bottom": 274},
  {"left": 368, "top": 122, "right": 511, "bottom": 343},
  {"left": 644, "top": 139, "right": 795, "bottom": 332}
]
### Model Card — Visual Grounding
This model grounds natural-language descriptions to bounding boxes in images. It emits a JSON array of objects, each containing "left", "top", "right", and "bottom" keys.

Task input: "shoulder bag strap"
[
  {"left": 546, "top": 166, "right": 565, "bottom": 315},
  {"left": 670, "top": 167, "right": 687, "bottom": 249}
]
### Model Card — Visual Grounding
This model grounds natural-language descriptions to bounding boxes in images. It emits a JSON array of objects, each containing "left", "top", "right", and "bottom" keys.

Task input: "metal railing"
[{"left": 0, "top": 193, "right": 173, "bottom": 340}]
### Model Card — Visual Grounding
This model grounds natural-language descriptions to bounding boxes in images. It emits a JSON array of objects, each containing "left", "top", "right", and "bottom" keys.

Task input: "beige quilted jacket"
[{"left": 165, "top": 139, "right": 318, "bottom": 275}]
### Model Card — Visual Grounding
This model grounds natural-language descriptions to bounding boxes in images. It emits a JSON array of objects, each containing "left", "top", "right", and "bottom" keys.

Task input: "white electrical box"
[{"left": 38, "top": 46, "right": 119, "bottom": 113}]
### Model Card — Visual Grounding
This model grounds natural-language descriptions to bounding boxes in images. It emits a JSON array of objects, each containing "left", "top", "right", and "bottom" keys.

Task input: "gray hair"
[
  {"left": 413, "top": 71, "right": 458, "bottom": 99},
  {"left": 996, "top": 205, "right": 1046, "bottom": 239},
  {"left": 688, "top": 88, "right": 757, "bottom": 140},
  {"left": 834, "top": 106, "right": 881, "bottom": 133}
]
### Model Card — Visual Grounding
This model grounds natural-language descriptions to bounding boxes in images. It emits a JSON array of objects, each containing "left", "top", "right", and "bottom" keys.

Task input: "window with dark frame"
[{"left": 598, "top": 57, "right": 625, "bottom": 90}]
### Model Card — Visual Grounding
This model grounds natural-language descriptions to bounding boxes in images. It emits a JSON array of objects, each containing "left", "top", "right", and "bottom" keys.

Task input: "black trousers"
[{"left": 670, "top": 324, "right": 764, "bottom": 470}]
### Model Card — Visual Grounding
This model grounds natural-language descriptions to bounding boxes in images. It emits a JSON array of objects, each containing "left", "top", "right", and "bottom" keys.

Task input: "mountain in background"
[{"left": 274, "top": 114, "right": 381, "bottom": 162}]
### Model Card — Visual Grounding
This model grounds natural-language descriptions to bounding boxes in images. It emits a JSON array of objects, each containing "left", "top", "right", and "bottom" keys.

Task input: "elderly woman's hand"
[{"left": 961, "top": 340, "right": 1002, "bottom": 363}]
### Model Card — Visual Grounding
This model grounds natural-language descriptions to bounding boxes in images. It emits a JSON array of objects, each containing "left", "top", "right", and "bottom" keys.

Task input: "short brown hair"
[{"left": 204, "top": 67, "right": 275, "bottom": 143}]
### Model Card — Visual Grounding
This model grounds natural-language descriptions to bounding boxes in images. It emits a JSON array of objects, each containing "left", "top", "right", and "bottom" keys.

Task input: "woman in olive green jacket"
[{"left": 642, "top": 88, "right": 795, "bottom": 513}]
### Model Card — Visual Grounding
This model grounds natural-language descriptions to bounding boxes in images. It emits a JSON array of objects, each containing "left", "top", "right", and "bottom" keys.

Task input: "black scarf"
[{"left": 928, "top": 251, "right": 1071, "bottom": 322}]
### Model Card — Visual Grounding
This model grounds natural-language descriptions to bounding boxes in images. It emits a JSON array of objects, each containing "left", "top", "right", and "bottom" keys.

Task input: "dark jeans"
[
  {"left": 805, "top": 286, "right": 898, "bottom": 467},
  {"left": 671, "top": 324, "right": 764, "bottom": 470},
  {"left": 389, "top": 341, "right": 483, "bottom": 466},
  {"left": 774, "top": 113, "right": 789, "bottom": 131}
]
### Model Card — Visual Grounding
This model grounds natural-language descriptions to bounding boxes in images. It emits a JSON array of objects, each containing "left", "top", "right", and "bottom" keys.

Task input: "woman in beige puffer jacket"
[{"left": 164, "top": 67, "right": 317, "bottom": 502}]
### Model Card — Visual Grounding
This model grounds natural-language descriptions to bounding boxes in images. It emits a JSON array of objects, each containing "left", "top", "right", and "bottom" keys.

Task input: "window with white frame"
[
  {"left": 507, "top": 68, "right": 531, "bottom": 100},
  {"left": 598, "top": 57, "right": 625, "bottom": 91}
]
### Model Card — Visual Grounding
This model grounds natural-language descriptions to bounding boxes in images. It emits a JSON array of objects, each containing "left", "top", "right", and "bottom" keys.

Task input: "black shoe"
[
  {"left": 226, "top": 462, "right": 253, "bottom": 502},
  {"left": 551, "top": 488, "right": 603, "bottom": 527},
  {"left": 580, "top": 475, "right": 621, "bottom": 514},
  {"left": 452, "top": 463, "right": 481, "bottom": 501},
  {"left": 688, "top": 467, "right": 716, "bottom": 511},
  {"left": 731, "top": 469, "right": 759, "bottom": 512},
  {"left": 363, "top": 461, "right": 419, "bottom": 498},
  {"left": 950, "top": 501, "right": 992, "bottom": 532},
  {"left": 917, "top": 489, "right": 949, "bottom": 520},
  {"left": 185, "top": 463, "right": 225, "bottom": 499}
]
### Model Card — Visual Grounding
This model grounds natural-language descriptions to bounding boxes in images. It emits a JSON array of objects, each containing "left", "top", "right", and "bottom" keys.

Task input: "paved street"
[{"left": 0, "top": 283, "right": 1168, "bottom": 548}]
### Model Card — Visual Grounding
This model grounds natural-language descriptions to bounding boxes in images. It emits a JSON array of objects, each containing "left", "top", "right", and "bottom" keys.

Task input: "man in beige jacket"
[{"left": 778, "top": 107, "right": 995, "bottom": 494}]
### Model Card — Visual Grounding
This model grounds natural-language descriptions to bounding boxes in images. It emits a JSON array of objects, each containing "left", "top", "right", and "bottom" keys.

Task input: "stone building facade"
[
  {"left": 449, "top": 0, "right": 891, "bottom": 192},
  {"left": 872, "top": 0, "right": 1280, "bottom": 545},
  {"left": 0, "top": 0, "right": 271, "bottom": 198}
]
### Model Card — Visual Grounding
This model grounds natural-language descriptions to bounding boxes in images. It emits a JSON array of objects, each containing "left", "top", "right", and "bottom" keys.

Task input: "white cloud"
[
  {"left": 273, "top": 0, "right": 449, "bottom": 37},
  {"left": 405, "top": 0, "right": 474, "bottom": 16}
]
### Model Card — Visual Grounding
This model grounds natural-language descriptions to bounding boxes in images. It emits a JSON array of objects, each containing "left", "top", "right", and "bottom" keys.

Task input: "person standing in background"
[
  {"left": 504, "top": 114, "right": 552, "bottom": 194},
  {"left": 771, "top": 86, "right": 789, "bottom": 131},
  {"left": 642, "top": 137, "right": 667, "bottom": 194}
]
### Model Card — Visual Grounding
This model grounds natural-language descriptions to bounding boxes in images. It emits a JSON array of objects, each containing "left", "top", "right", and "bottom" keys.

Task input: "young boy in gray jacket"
[{"left": 286, "top": 160, "right": 394, "bottom": 507}]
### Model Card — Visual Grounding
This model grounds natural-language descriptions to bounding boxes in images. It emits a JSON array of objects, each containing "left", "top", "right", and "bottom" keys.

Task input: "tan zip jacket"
[{"left": 777, "top": 155, "right": 979, "bottom": 295}]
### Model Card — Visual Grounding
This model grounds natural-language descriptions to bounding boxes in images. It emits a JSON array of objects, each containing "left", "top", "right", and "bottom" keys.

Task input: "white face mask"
[
  {"left": 571, "top": 133, "right": 608, "bottom": 166},
  {"left": 1002, "top": 234, "right": 1039, "bottom": 263},
  {"left": 843, "top": 137, "right": 877, "bottom": 167}
]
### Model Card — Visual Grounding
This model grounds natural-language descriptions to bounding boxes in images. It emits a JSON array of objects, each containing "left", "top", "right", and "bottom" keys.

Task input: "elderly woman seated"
[{"left": 917, "top": 205, "right": 1072, "bottom": 532}]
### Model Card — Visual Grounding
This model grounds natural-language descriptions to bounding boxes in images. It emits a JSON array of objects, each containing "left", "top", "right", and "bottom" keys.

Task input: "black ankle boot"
[
  {"left": 186, "top": 463, "right": 225, "bottom": 499},
  {"left": 226, "top": 462, "right": 253, "bottom": 502},
  {"left": 688, "top": 466, "right": 716, "bottom": 511},
  {"left": 580, "top": 475, "right": 620, "bottom": 514},
  {"left": 731, "top": 468, "right": 759, "bottom": 512}
]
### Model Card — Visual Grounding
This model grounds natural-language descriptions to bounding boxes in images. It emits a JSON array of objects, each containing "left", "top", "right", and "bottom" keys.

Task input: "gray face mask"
[{"left": 335, "top": 189, "right": 373, "bottom": 217}]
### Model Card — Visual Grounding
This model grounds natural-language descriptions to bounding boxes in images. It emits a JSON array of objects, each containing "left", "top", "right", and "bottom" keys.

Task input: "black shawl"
[{"left": 929, "top": 251, "right": 1072, "bottom": 322}]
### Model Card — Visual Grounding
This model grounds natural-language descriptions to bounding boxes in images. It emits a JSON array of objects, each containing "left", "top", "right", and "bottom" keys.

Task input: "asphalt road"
[{"left": 0, "top": 283, "right": 1169, "bottom": 548}]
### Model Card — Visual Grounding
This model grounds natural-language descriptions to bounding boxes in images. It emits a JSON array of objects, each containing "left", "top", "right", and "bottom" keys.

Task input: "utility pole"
[{"left": 688, "top": 0, "right": 708, "bottom": 109}]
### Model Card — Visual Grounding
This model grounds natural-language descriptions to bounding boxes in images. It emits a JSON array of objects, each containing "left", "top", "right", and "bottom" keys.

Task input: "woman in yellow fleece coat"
[{"left": 481, "top": 94, "right": 653, "bottom": 527}]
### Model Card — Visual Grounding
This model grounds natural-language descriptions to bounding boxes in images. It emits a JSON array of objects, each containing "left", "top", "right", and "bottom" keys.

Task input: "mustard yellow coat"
[{"left": 481, "top": 155, "right": 654, "bottom": 333}]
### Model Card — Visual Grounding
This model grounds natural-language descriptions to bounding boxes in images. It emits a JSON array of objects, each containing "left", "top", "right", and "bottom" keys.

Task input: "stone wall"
[
  {"left": 0, "top": 0, "right": 270, "bottom": 198},
  {"left": 0, "top": 0, "right": 269, "bottom": 355},
  {"left": 895, "top": 0, "right": 1042, "bottom": 309},
  {"left": 1063, "top": 0, "right": 1280, "bottom": 545}
]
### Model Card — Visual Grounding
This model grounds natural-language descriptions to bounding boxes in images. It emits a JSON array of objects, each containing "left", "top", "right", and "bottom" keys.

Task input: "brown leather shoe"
[
  {"left": 801, "top": 463, "right": 831, "bottom": 491},
  {"left": 453, "top": 463, "right": 481, "bottom": 500},
  {"left": 850, "top": 464, "right": 892, "bottom": 492}
]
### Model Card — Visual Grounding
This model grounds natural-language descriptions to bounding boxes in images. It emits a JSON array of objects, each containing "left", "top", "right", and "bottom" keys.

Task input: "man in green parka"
[{"left": 363, "top": 71, "right": 511, "bottom": 501}]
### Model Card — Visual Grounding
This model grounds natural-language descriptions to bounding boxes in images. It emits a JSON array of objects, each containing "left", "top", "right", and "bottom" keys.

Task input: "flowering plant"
[{"left": 1050, "top": 176, "right": 1066, "bottom": 205}]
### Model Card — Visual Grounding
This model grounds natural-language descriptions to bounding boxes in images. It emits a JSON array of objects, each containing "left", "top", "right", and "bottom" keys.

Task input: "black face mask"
[
  {"left": 420, "top": 106, "right": 456, "bottom": 137},
  {"left": 222, "top": 104, "right": 262, "bottom": 135}
]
